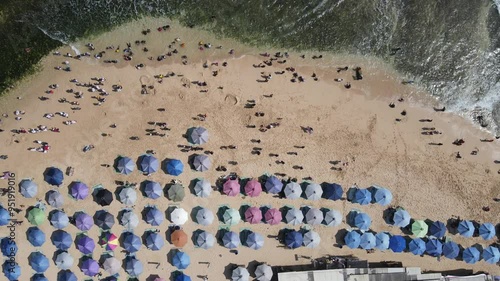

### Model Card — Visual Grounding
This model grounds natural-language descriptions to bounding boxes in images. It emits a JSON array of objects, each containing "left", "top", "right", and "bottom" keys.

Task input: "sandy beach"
[{"left": 0, "top": 18, "right": 499, "bottom": 280}]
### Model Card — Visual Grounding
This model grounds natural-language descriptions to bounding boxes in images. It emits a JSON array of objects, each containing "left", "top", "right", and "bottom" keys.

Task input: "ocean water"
[{"left": 10, "top": 0, "right": 500, "bottom": 134}]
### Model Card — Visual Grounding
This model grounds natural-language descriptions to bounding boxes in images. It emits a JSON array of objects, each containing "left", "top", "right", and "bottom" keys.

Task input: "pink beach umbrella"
[
  {"left": 223, "top": 179, "right": 240, "bottom": 197},
  {"left": 244, "top": 179, "right": 262, "bottom": 197},
  {"left": 264, "top": 208, "right": 282, "bottom": 225},
  {"left": 245, "top": 207, "right": 263, "bottom": 224}
]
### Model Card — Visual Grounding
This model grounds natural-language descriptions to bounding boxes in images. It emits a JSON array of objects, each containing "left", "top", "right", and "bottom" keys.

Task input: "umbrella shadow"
[
  {"left": 191, "top": 229, "right": 204, "bottom": 246},
  {"left": 99, "top": 253, "right": 113, "bottom": 265},
  {"left": 346, "top": 186, "right": 358, "bottom": 202},
  {"left": 136, "top": 155, "right": 146, "bottom": 173},
  {"left": 424, "top": 219, "right": 434, "bottom": 236},
  {"left": 239, "top": 229, "right": 253, "bottom": 246},
  {"left": 320, "top": 207, "right": 330, "bottom": 226},
  {"left": 187, "top": 154, "right": 197, "bottom": 170},
  {"left": 216, "top": 229, "right": 230, "bottom": 247},
  {"left": 334, "top": 229, "right": 348, "bottom": 248},
  {"left": 139, "top": 180, "right": 151, "bottom": 197},
  {"left": 166, "top": 206, "right": 178, "bottom": 224},
  {"left": 247, "top": 260, "right": 261, "bottom": 278},
  {"left": 146, "top": 274, "right": 162, "bottom": 281},
  {"left": 446, "top": 217, "right": 460, "bottom": 235},
  {"left": 217, "top": 206, "right": 230, "bottom": 223},
  {"left": 471, "top": 220, "right": 481, "bottom": 237},
  {"left": 112, "top": 156, "right": 122, "bottom": 173},
  {"left": 114, "top": 186, "right": 126, "bottom": 202},
  {"left": 239, "top": 205, "right": 251, "bottom": 222},
  {"left": 223, "top": 263, "right": 239, "bottom": 280},
  {"left": 400, "top": 219, "right": 414, "bottom": 236},
  {"left": 346, "top": 210, "right": 358, "bottom": 228},
  {"left": 161, "top": 158, "right": 174, "bottom": 174},
  {"left": 164, "top": 183, "right": 174, "bottom": 199},
  {"left": 51, "top": 249, "right": 66, "bottom": 264},
  {"left": 188, "top": 178, "right": 198, "bottom": 195},
  {"left": 367, "top": 186, "right": 377, "bottom": 204},
  {"left": 299, "top": 182, "right": 309, "bottom": 200},
  {"left": 191, "top": 206, "right": 203, "bottom": 224},
  {"left": 382, "top": 207, "right": 396, "bottom": 225},
  {"left": 279, "top": 206, "right": 292, "bottom": 223}
]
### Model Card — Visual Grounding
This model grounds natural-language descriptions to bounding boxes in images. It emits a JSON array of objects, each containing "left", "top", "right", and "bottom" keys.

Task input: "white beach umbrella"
[
  {"left": 103, "top": 256, "right": 121, "bottom": 275},
  {"left": 170, "top": 208, "right": 188, "bottom": 225},
  {"left": 285, "top": 208, "right": 304, "bottom": 226},
  {"left": 305, "top": 208, "right": 323, "bottom": 226},
  {"left": 194, "top": 179, "right": 212, "bottom": 198},
  {"left": 55, "top": 251, "right": 74, "bottom": 270},
  {"left": 305, "top": 183, "right": 322, "bottom": 200},
  {"left": 255, "top": 264, "right": 273, "bottom": 281},
  {"left": 303, "top": 230, "right": 321, "bottom": 248},
  {"left": 324, "top": 209, "right": 342, "bottom": 227},
  {"left": 232, "top": 267, "right": 250, "bottom": 281},
  {"left": 120, "top": 210, "right": 139, "bottom": 229},
  {"left": 196, "top": 208, "right": 214, "bottom": 226},
  {"left": 119, "top": 187, "right": 137, "bottom": 205},
  {"left": 284, "top": 182, "right": 302, "bottom": 200}
]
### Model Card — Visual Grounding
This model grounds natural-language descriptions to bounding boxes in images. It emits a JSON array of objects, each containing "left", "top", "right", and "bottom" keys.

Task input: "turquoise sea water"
[{"left": 2, "top": 0, "right": 500, "bottom": 133}]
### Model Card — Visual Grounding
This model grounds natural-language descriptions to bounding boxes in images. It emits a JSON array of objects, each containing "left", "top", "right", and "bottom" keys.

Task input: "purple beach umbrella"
[
  {"left": 74, "top": 212, "right": 94, "bottom": 231},
  {"left": 76, "top": 235, "right": 95, "bottom": 254},
  {"left": 80, "top": 258, "right": 99, "bottom": 277},
  {"left": 70, "top": 182, "right": 89, "bottom": 200}
]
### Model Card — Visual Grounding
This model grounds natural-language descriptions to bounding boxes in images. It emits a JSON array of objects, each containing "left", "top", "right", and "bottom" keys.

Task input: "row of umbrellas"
[
  {"left": 230, "top": 264, "right": 273, "bottom": 281},
  {"left": 115, "top": 154, "right": 211, "bottom": 175}
]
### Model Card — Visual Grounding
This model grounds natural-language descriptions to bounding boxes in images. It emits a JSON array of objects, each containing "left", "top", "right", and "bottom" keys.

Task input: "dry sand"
[{"left": 0, "top": 18, "right": 499, "bottom": 280}]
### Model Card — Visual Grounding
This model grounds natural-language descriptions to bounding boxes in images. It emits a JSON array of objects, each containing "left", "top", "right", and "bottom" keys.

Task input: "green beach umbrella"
[
  {"left": 167, "top": 184, "right": 185, "bottom": 202},
  {"left": 28, "top": 208, "right": 46, "bottom": 226},
  {"left": 411, "top": 220, "right": 428, "bottom": 238},
  {"left": 223, "top": 208, "right": 241, "bottom": 226}
]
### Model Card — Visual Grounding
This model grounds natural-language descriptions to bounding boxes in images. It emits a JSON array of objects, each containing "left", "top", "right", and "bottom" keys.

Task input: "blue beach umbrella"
[
  {"left": 482, "top": 246, "right": 500, "bottom": 264},
  {"left": 354, "top": 189, "right": 371, "bottom": 205},
  {"left": 373, "top": 187, "right": 392, "bottom": 206},
  {"left": 245, "top": 232, "right": 265, "bottom": 250},
  {"left": 222, "top": 231, "right": 240, "bottom": 249},
  {"left": 44, "top": 167, "right": 64, "bottom": 186},
  {"left": 389, "top": 235, "right": 406, "bottom": 253},
  {"left": 124, "top": 256, "right": 143, "bottom": 277},
  {"left": 123, "top": 232, "right": 142, "bottom": 253},
  {"left": 166, "top": 159, "right": 184, "bottom": 176},
  {"left": 20, "top": 179, "right": 38, "bottom": 198},
  {"left": 57, "top": 270, "right": 77, "bottom": 281},
  {"left": 359, "top": 232, "right": 376, "bottom": 250},
  {"left": 32, "top": 273, "right": 49, "bottom": 281},
  {"left": 428, "top": 221, "right": 446, "bottom": 238},
  {"left": 145, "top": 232, "right": 164, "bottom": 251},
  {"left": 144, "top": 207, "right": 164, "bottom": 226},
  {"left": 2, "top": 261, "right": 21, "bottom": 281},
  {"left": 478, "top": 223, "right": 496, "bottom": 240},
  {"left": 392, "top": 209, "right": 410, "bottom": 228},
  {"left": 323, "top": 183, "right": 343, "bottom": 200},
  {"left": 51, "top": 230, "right": 73, "bottom": 250},
  {"left": 27, "top": 227, "right": 46, "bottom": 247},
  {"left": 1, "top": 238, "right": 17, "bottom": 256},
  {"left": 285, "top": 231, "right": 303, "bottom": 249},
  {"left": 442, "top": 241, "right": 460, "bottom": 259},
  {"left": 0, "top": 206, "right": 10, "bottom": 226},
  {"left": 264, "top": 176, "right": 283, "bottom": 194},
  {"left": 172, "top": 251, "right": 190, "bottom": 269},
  {"left": 344, "top": 231, "right": 361, "bottom": 249},
  {"left": 425, "top": 239, "right": 443, "bottom": 257},
  {"left": 143, "top": 181, "right": 162, "bottom": 199},
  {"left": 409, "top": 238, "right": 426, "bottom": 255},
  {"left": 457, "top": 220, "right": 475, "bottom": 238},
  {"left": 462, "top": 247, "right": 480, "bottom": 264},
  {"left": 139, "top": 155, "right": 159, "bottom": 174},
  {"left": 375, "top": 232, "right": 390, "bottom": 250},
  {"left": 29, "top": 252, "right": 50, "bottom": 273},
  {"left": 50, "top": 210, "right": 69, "bottom": 229},
  {"left": 354, "top": 212, "right": 371, "bottom": 230},
  {"left": 116, "top": 156, "right": 135, "bottom": 175},
  {"left": 175, "top": 273, "right": 192, "bottom": 281}
]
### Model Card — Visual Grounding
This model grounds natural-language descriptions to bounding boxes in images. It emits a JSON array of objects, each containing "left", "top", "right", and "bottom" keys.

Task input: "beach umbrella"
[
  {"left": 193, "top": 154, "right": 211, "bottom": 172},
  {"left": 171, "top": 229, "right": 188, "bottom": 247},
  {"left": 50, "top": 210, "right": 69, "bottom": 229},
  {"left": 284, "top": 182, "right": 302, "bottom": 199},
  {"left": 116, "top": 156, "right": 135, "bottom": 175},
  {"left": 373, "top": 187, "right": 392, "bottom": 206},
  {"left": 27, "top": 227, "right": 46, "bottom": 247},
  {"left": 29, "top": 252, "right": 50, "bottom": 273},
  {"left": 359, "top": 232, "right": 376, "bottom": 250},
  {"left": 285, "top": 208, "right": 304, "bottom": 226},
  {"left": 285, "top": 231, "right": 303, "bottom": 249},
  {"left": 28, "top": 207, "right": 46, "bottom": 226},
  {"left": 172, "top": 251, "right": 190, "bottom": 269},
  {"left": 120, "top": 210, "right": 139, "bottom": 229},
  {"left": 264, "top": 208, "right": 282, "bottom": 225},
  {"left": 264, "top": 176, "right": 283, "bottom": 194},
  {"left": 195, "top": 231, "right": 215, "bottom": 249},
  {"left": 188, "top": 126, "right": 209, "bottom": 144},
  {"left": 170, "top": 207, "right": 188, "bottom": 225},
  {"left": 353, "top": 212, "right": 371, "bottom": 230},
  {"left": 143, "top": 181, "right": 162, "bottom": 199},
  {"left": 2, "top": 261, "right": 20, "bottom": 281},
  {"left": 139, "top": 154, "right": 159, "bottom": 174},
  {"left": 103, "top": 257, "right": 121, "bottom": 274},
  {"left": 194, "top": 179, "right": 211, "bottom": 197},
  {"left": 55, "top": 251, "right": 74, "bottom": 270},
  {"left": 389, "top": 235, "right": 406, "bottom": 253},
  {"left": 222, "top": 231, "right": 240, "bottom": 249},
  {"left": 483, "top": 246, "right": 500, "bottom": 264},
  {"left": 457, "top": 220, "right": 475, "bottom": 238},
  {"left": 80, "top": 258, "right": 99, "bottom": 277},
  {"left": 244, "top": 206, "right": 262, "bottom": 224},
  {"left": 69, "top": 181, "right": 89, "bottom": 200},
  {"left": 442, "top": 241, "right": 460, "bottom": 259},
  {"left": 166, "top": 159, "right": 184, "bottom": 176},
  {"left": 303, "top": 230, "right": 321, "bottom": 248},
  {"left": 305, "top": 183, "right": 323, "bottom": 200},
  {"left": 232, "top": 267, "right": 249, "bottom": 281},
  {"left": 305, "top": 208, "right": 323, "bottom": 226},
  {"left": 51, "top": 230, "right": 72, "bottom": 250},
  {"left": 324, "top": 209, "right": 342, "bottom": 227},
  {"left": 76, "top": 235, "right": 95, "bottom": 254},
  {"left": 94, "top": 189, "right": 113, "bottom": 206},
  {"left": 122, "top": 232, "right": 141, "bottom": 252},
  {"left": 94, "top": 210, "right": 115, "bottom": 230},
  {"left": 223, "top": 208, "right": 241, "bottom": 226},
  {"left": 462, "top": 247, "right": 480, "bottom": 264},
  {"left": 429, "top": 221, "right": 446, "bottom": 238},
  {"left": 244, "top": 179, "right": 262, "bottom": 197},
  {"left": 195, "top": 208, "right": 214, "bottom": 226},
  {"left": 255, "top": 264, "right": 273, "bottom": 281},
  {"left": 354, "top": 189, "right": 371, "bottom": 205},
  {"left": 392, "top": 209, "right": 411, "bottom": 227},
  {"left": 20, "top": 179, "right": 38, "bottom": 198},
  {"left": 411, "top": 220, "right": 428, "bottom": 238},
  {"left": 344, "top": 231, "right": 361, "bottom": 249},
  {"left": 375, "top": 232, "right": 390, "bottom": 250},
  {"left": 223, "top": 179, "right": 240, "bottom": 196},
  {"left": 100, "top": 232, "right": 119, "bottom": 251},
  {"left": 167, "top": 184, "right": 185, "bottom": 202},
  {"left": 145, "top": 232, "right": 164, "bottom": 251},
  {"left": 1, "top": 238, "right": 17, "bottom": 256},
  {"left": 44, "top": 167, "right": 63, "bottom": 186},
  {"left": 478, "top": 223, "right": 496, "bottom": 240},
  {"left": 119, "top": 187, "right": 137, "bottom": 205},
  {"left": 245, "top": 232, "right": 264, "bottom": 250},
  {"left": 175, "top": 273, "right": 192, "bottom": 281},
  {"left": 32, "top": 274, "right": 49, "bottom": 281},
  {"left": 46, "top": 190, "right": 64, "bottom": 208},
  {"left": 57, "top": 270, "right": 77, "bottom": 281},
  {"left": 409, "top": 238, "right": 426, "bottom": 255},
  {"left": 0, "top": 206, "right": 10, "bottom": 226},
  {"left": 323, "top": 183, "right": 343, "bottom": 200},
  {"left": 74, "top": 211, "right": 93, "bottom": 231}
]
